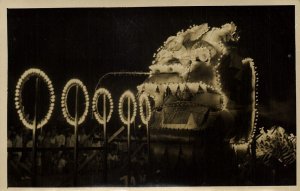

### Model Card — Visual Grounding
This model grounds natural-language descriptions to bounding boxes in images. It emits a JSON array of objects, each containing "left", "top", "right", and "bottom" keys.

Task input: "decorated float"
[
  {"left": 137, "top": 22, "right": 258, "bottom": 184},
  {"left": 12, "top": 22, "right": 296, "bottom": 186}
]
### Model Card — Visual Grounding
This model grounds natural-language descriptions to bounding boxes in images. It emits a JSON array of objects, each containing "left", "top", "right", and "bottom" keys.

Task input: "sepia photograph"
[{"left": 2, "top": 1, "right": 298, "bottom": 190}]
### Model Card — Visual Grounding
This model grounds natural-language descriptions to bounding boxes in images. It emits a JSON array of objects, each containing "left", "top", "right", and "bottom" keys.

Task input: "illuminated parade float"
[
  {"left": 8, "top": 10, "right": 296, "bottom": 186},
  {"left": 136, "top": 23, "right": 259, "bottom": 183}
]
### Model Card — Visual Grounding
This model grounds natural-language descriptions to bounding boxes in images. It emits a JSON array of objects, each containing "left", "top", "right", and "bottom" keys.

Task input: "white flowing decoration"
[{"left": 149, "top": 64, "right": 187, "bottom": 74}]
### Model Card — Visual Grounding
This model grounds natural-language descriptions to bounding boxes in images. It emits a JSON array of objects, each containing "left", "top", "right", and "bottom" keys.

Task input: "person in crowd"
[
  {"left": 57, "top": 152, "right": 67, "bottom": 173},
  {"left": 36, "top": 151, "right": 42, "bottom": 175},
  {"left": 79, "top": 128, "right": 89, "bottom": 147},
  {"left": 108, "top": 150, "right": 120, "bottom": 169},
  {"left": 22, "top": 133, "right": 33, "bottom": 172},
  {"left": 65, "top": 130, "right": 72, "bottom": 147},
  {"left": 92, "top": 134, "right": 101, "bottom": 147},
  {"left": 34, "top": 128, "right": 44, "bottom": 175},
  {"left": 49, "top": 129, "right": 57, "bottom": 147},
  {"left": 42, "top": 129, "right": 52, "bottom": 173},
  {"left": 107, "top": 152, "right": 113, "bottom": 169},
  {"left": 14, "top": 128, "right": 23, "bottom": 161},
  {"left": 66, "top": 129, "right": 76, "bottom": 147},
  {"left": 8, "top": 152, "right": 31, "bottom": 181},
  {"left": 25, "top": 133, "right": 33, "bottom": 148},
  {"left": 85, "top": 133, "right": 93, "bottom": 147},
  {"left": 37, "top": 129, "right": 45, "bottom": 147},
  {"left": 9, "top": 129, "right": 31, "bottom": 180},
  {"left": 55, "top": 128, "right": 66, "bottom": 160},
  {"left": 7, "top": 128, "right": 14, "bottom": 148},
  {"left": 43, "top": 130, "right": 52, "bottom": 147},
  {"left": 55, "top": 129, "right": 66, "bottom": 147}
]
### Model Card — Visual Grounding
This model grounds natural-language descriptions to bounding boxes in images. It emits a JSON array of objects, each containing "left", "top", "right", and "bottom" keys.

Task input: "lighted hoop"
[
  {"left": 92, "top": 88, "right": 114, "bottom": 124},
  {"left": 61, "top": 79, "right": 89, "bottom": 126},
  {"left": 118, "top": 90, "right": 137, "bottom": 124},
  {"left": 15, "top": 68, "right": 55, "bottom": 129},
  {"left": 139, "top": 93, "right": 152, "bottom": 124}
]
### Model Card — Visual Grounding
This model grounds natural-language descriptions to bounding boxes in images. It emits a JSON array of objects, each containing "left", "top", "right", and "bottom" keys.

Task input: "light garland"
[
  {"left": 92, "top": 88, "right": 114, "bottom": 124},
  {"left": 61, "top": 79, "right": 89, "bottom": 126},
  {"left": 212, "top": 49, "right": 226, "bottom": 110},
  {"left": 149, "top": 64, "right": 186, "bottom": 74},
  {"left": 118, "top": 90, "right": 137, "bottom": 124},
  {"left": 152, "top": 23, "right": 236, "bottom": 66},
  {"left": 231, "top": 58, "right": 258, "bottom": 147},
  {"left": 139, "top": 93, "right": 152, "bottom": 124},
  {"left": 242, "top": 58, "right": 258, "bottom": 143},
  {"left": 146, "top": 23, "right": 235, "bottom": 112},
  {"left": 15, "top": 68, "right": 55, "bottom": 129}
]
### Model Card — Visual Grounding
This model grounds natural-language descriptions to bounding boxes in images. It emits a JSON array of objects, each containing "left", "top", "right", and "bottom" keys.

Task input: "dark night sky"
[{"left": 7, "top": 6, "right": 296, "bottom": 133}]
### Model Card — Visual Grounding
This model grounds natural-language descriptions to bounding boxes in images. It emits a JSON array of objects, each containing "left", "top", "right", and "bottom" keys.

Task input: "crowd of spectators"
[{"left": 7, "top": 125, "right": 148, "bottom": 185}]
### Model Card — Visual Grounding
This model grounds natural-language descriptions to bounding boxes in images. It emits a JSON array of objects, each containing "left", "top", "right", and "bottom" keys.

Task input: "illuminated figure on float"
[{"left": 137, "top": 22, "right": 258, "bottom": 184}]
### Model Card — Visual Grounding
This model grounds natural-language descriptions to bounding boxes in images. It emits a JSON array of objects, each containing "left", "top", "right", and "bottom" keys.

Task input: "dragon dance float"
[{"left": 137, "top": 22, "right": 258, "bottom": 184}]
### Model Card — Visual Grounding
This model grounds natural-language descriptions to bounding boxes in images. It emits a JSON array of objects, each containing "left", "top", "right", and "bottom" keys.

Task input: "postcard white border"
[{"left": 0, "top": 0, "right": 299, "bottom": 191}]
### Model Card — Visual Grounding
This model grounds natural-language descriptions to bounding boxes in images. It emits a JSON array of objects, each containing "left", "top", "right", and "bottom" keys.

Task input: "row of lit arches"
[{"left": 15, "top": 68, "right": 152, "bottom": 130}]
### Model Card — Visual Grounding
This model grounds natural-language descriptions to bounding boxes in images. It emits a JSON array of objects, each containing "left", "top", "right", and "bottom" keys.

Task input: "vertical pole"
[
  {"left": 127, "top": 98, "right": 131, "bottom": 186},
  {"left": 145, "top": 106, "right": 150, "bottom": 163},
  {"left": 103, "top": 94, "right": 108, "bottom": 184},
  {"left": 252, "top": 138, "right": 257, "bottom": 183},
  {"left": 146, "top": 121, "right": 151, "bottom": 180},
  {"left": 32, "top": 77, "right": 39, "bottom": 186},
  {"left": 73, "top": 85, "right": 79, "bottom": 186},
  {"left": 146, "top": 123, "right": 150, "bottom": 163}
]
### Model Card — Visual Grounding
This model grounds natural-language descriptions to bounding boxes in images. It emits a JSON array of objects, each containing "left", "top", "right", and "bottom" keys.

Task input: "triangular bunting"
[
  {"left": 169, "top": 83, "right": 178, "bottom": 94},
  {"left": 197, "top": 85, "right": 205, "bottom": 94}
]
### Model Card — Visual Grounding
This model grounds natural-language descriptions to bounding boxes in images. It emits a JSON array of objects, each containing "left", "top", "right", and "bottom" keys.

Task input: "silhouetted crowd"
[{"left": 7, "top": 125, "right": 148, "bottom": 186}]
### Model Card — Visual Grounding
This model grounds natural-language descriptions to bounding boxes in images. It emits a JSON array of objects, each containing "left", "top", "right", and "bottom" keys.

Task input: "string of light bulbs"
[
  {"left": 118, "top": 90, "right": 137, "bottom": 124},
  {"left": 61, "top": 79, "right": 89, "bottom": 126},
  {"left": 139, "top": 93, "right": 152, "bottom": 125},
  {"left": 232, "top": 58, "right": 258, "bottom": 147},
  {"left": 15, "top": 68, "right": 55, "bottom": 129},
  {"left": 92, "top": 88, "right": 114, "bottom": 124}
]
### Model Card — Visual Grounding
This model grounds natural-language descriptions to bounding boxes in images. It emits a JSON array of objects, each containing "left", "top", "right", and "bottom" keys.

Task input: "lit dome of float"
[{"left": 137, "top": 22, "right": 258, "bottom": 145}]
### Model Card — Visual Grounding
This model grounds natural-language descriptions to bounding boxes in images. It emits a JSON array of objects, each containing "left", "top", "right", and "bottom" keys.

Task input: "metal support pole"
[
  {"left": 103, "top": 94, "right": 108, "bottom": 184},
  {"left": 73, "top": 85, "right": 79, "bottom": 186},
  {"left": 146, "top": 123, "right": 150, "bottom": 163},
  {"left": 127, "top": 98, "right": 131, "bottom": 186},
  {"left": 145, "top": 106, "right": 151, "bottom": 179},
  {"left": 32, "top": 77, "right": 39, "bottom": 186},
  {"left": 145, "top": 106, "right": 150, "bottom": 163},
  {"left": 251, "top": 137, "right": 257, "bottom": 183}
]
